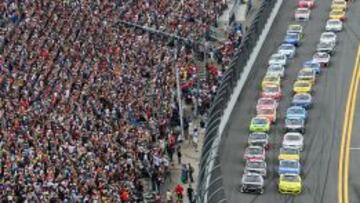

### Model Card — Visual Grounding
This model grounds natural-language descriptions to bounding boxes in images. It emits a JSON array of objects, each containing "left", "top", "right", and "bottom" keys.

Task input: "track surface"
[{"left": 220, "top": 0, "right": 360, "bottom": 202}]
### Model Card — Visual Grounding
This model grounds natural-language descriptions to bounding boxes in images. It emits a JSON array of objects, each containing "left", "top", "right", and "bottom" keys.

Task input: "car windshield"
[
  {"left": 247, "top": 161, "right": 265, "bottom": 168},
  {"left": 287, "top": 34, "right": 298, "bottom": 40},
  {"left": 328, "top": 20, "right": 341, "bottom": 25},
  {"left": 269, "top": 66, "right": 283, "bottom": 71},
  {"left": 296, "top": 9, "right": 309, "bottom": 14},
  {"left": 280, "top": 161, "right": 299, "bottom": 168},
  {"left": 271, "top": 55, "right": 284, "bottom": 60},
  {"left": 258, "top": 108, "right": 274, "bottom": 115},
  {"left": 244, "top": 175, "right": 262, "bottom": 183},
  {"left": 279, "top": 44, "right": 293, "bottom": 50},
  {"left": 288, "top": 108, "right": 304, "bottom": 114},
  {"left": 263, "top": 86, "right": 279, "bottom": 92},
  {"left": 322, "top": 33, "right": 335, "bottom": 39},
  {"left": 314, "top": 52, "right": 329, "bottom": 58},
  {"left": 280, "top": 147, "right": 299, "bottom": 155},
  {"left": 334, "top": 1, "right": 346, "bottom": 5},
  {"left": 295, "top": 82, "right": 309, "bottom": 87},
  {"left": 331, "top": 10, "right": 344, "bottom": 15},
  {"left": 246, "top": 147, "right": 262, "bottom": 154},
  {"left": 294, "top": 94, "right": 310, "bottom": 100},
  {"left": 253, "top": 118, "right": 267, "bottom": 125},
  {"left": 304, "top": 62, "right": 319, "bottom": 69},
  {"left": 265, "top": 76, "right": 278, "bottom": 81},
  {"left": 285, "top": 118, "right": 303, "bottom": 125},
  {"left": 288, "top": 25, "right": 301, "bottom": 32},
  {"left": 282, "top": 175, "right": 300, "bottom": 182},
  {"left": 286, "top": 134, "right": 301, "bottom": 141},
  {"left": 259, "top": 99, "right": 274, "bottom": 105},
  {"left": 249, "top": 133, "right": 267, "bottom": 140}
]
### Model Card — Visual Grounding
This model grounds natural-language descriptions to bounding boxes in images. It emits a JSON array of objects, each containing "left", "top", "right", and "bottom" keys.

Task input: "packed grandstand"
[{"left": 0, "top": 0, "right": 243, "bottom": 202}]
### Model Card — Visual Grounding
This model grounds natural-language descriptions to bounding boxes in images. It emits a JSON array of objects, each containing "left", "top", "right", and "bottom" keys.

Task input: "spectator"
[
  {"left": 187, "top": 184, "right": 195, "bottom": 203},
  {"left": 175, "top": 184, "right": 184, "bottom": 203}
]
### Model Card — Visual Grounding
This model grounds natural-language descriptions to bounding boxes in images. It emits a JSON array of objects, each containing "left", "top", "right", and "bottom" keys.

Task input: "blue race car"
[
  {"left": 284, "top": 33, "right": 301, "bottom": 47},
  {"left": 303, "top": 60, "right": 321, "bottom": 74},
  {"left": 278, "top": 160, "right": 301, "bottom": 175},
  {"left": 286, "top": 106, "right": 307, "bottom": 121},
  {"left": 292, "top": 93, "right": 312, "bottom": 109}
]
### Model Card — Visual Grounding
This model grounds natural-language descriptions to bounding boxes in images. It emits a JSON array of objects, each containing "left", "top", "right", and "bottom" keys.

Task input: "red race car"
[
  {"left": 298, "top": 0, "right": 315, "bottom": 8},
  {"left": 256, "top": 97, "right": 278, "bottom": 112},
  {"left": 261, "top": 85, "right": 282, "bottom": 100}
]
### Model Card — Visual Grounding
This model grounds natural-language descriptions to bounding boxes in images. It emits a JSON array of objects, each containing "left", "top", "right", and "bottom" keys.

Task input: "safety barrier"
[{"left": 196, "top": 0, "right": 279, "bottom": 202}]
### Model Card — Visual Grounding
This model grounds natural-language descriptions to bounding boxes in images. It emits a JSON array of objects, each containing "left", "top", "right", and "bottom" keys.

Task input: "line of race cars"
[{"left": 240, "top": 0, "right": 348, "bottom": 195}]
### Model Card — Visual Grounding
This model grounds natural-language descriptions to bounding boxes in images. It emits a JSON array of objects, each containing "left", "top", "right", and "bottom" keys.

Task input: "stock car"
[
  {"left": 282, "top": 132, "right": 304, "bottom": 151},
  {"left": 278, "top": 174, "right": 302, "bottom": 195},
  {"left": 267, "top": 64, "right": 285, "bottom": 78},
  {"left": 320, "top": 32, "right": 337, "bottom": 45},
  {"left": 329, "top": 9, "right": 347, "bottom": 21},
  {"left": 249, "top": 117, "right": 271, "bottom": 132},
  {"left": 297, "top": 68, "right": 316, "bottom": 84},
  {"left": 331, "top": 0, "right": 347, "bottom": 11},
  {"left": 256, "top": 97, "right": 278, "bottom": 112},
  {"left": 279, "top": 160, "right": 301, "bottom": 175},
  {"left": 325, "top": 19, "right": 343, "bottom": 32},
  {"left": 244, "top": 160, "right": 268, "bottom": 177},
  {"left": 303, "top": 60, "right": 321, "bottom": 74},
  {"left": 261, "top": 75, "right": 281, "bottom": 89},
  {"left": 248, "top": 132, "right": 270, "bottom": 149},
  {"left": 298, "top": 0, "right": 315, "bottom": 8},
  {"left": 285, "top": 118, "right": 306, "bottom": 134},
  {"left": 286, "top": 106, "right": 308, "bottom": 121},
  {"left": 240, "top": 173, "right": 265, "bottom": 194},
  {"left": 294, "top": 8, "right": 311, "bottom": 21},
  {"left": 261, "top": 84, "right": 282, "bottom": 100},
  {"left": 312, "top": 52, "right": 331, "bottom": 67},
  {"left": 268, "top": 53, "right": 287, "bottom": 66},
  {"left": 278, "top": 147, "right": 301, "bottom": 161},
  {"left": 287, "top": 24, "right": 304, "bottom": 38},
  {"left": 244, "top": 146, "right": 266, "bottom": 161},
  {"left": 278, "top": 44, "right": 296, "bottom": 59},
  {"left": 284, "top": 33, "right": 301, "bottom": 47},
  {"left": 293, "top": 80, "right": 313, "bottom": 94},
  {"left": 257, "top": 107, "right": 277, "bottom": 123},
  {"left": 316, "top": 41, "right": 336, "bottom": 55},
  {"left": 292, "top": 93, "right": 312, "bottom": 109}
]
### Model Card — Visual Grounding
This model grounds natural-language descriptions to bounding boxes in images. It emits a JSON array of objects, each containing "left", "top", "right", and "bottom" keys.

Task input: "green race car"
[{"left": 249, "top": 117, "right": 271, "bottom": 132}]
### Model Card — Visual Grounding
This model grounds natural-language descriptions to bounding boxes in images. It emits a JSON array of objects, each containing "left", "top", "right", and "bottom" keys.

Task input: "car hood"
[{"left": 283, "top": 140, "right": 302, "bottom": 146}]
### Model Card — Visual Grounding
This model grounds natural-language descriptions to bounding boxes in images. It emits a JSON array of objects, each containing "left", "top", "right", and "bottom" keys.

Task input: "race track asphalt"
[{"left": 220, "top": 0, "right": 360, "bottom": 202}]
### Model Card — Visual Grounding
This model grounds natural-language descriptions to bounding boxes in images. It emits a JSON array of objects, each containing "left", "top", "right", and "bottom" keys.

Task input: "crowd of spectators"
[{"left": 0, "top": 0, "right": 233, "bottom": 202}]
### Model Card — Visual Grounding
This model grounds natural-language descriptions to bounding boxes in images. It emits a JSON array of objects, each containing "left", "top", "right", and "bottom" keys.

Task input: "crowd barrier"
[{"left": 196, "top": 0, "right": 278, "bottom": 202}]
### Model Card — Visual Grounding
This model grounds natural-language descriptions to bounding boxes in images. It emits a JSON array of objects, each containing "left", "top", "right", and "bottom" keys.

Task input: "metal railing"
[{"left": 196, "top": 0, "right": 277, "bottom": 202}]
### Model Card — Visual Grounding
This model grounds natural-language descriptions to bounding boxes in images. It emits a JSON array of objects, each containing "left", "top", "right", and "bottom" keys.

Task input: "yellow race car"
[
  {"left": 293, "top": 80, "right": 312, "bottom": 94},
  {"left": 261, "top": 75, "right": 281, "bottom": 90},
  {"left": 297, "top": 68, "right": 316, "bottom": 84},
  {"left": 329, "top": 9, "right": 346, "bottom": 21},
  {"left": 331, "top": 0, "right": 347, "bottom": 11},
  {"left": 278, "top": 147, "right": 300, "bottom": 161},
  {"left": 279, "top": 174, "right": 302, "bottom": 195}
]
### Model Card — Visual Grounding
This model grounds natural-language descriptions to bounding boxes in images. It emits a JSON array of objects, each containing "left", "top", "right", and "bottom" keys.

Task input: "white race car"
[
  {"left": 312, "top": 52, "right": 331, "bottom": 67},
  {"left": 282, "top": 132, "right": 304, "bottom": 151},
  {"left": 325, "top": 19, "right": 343, "bottom": 32},
  {"left": 278, "top": 44, "right": 296, "bottom": 59},
  {"left": 320, "top": 32, "right": 337, "bottom": 45},
  {"left": 267, "top": 64, "right": 285, "bottom": 78},
  {"left": 294, "top": 8, "right": 311, "bottom": 21},
  {"left": 268, "top": 53, "right": 287, "bottom": 66}
]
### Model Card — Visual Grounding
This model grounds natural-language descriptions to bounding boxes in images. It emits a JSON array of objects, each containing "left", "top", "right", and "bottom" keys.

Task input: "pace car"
[
  {"left": 294, "top": 8, "right": 311, "bottom": 21},
  {"left": 313, "top": 52, "right": 331, "bottom": 67},
  {"left": 278, "top": 43, "right": 296, "bottom": 59},
  {"left": 257, "top": 107, "right": 277, "bottom": 123},
  {"left": 279, "top": 160, "right": 301, "bottom": 175},
  {"left": 284, "top": 33, "right": 301, "bottom": 47},
  {"left": 262, "top": 75, "right": 281, "bottom": 89},
  {"left": 249, "top": 117, "right": 271, "bottom": 132},
  {"left": 303, "top": 60, "right": 321, "bottom": 74},
  {"left": 293, "top": 80, "right": 312, "bottom": 94},
  {"left": 284, "top": 118, "right": 306, "bottom": 134},
  {"left": 248, "top": 132, "right": 270, "bottom": 149},
  {"left": 286, "top": 106, "right": 307, "bottom": 121},
  {"left": 329, "top": 9, "right": 346, "bottom": 21},
  {"left": 278, "top": 147, "right": 301, "bottom": 161},
  {"left": 298, "top": 0, "right": 315, "bottom": 8},
  {"left": 261, "top": 84, "right": 282, "bottom": 100},
  {"left": 257, "top": 97, "right": 278, "bottom": 111},
  {"left": 282, "top": 132, "right": 304, "bottom": 151},
  {"left": 278, "top": 174, "right": 302, "bottom": 195},
  {"left": 244, "top": 146, "right": 266, "bottom": 161},
  {"left": 297, "top": 68, "right": 316, "bottom": 84},
  {"left": 331, "top": 0, "right": 347, "bottom": 11},
  {"left": 268, "top": 53, "right": 287, "bottom": 66},
  {"left": 325, "top": 19, "right": 343, "bottom": 32},
  {"left": 320, "top": 32, "right": 337, "bottom": 45},
  {"left": 316, "top": 41, "right": 336, "bottom": 55},
  {"left": 240, "top": 173, "right": 265, "bottom": 194},
  {"left": 267, "top": 64, "right": 285, "bottom": 78},
  {"left": 244, "top": 160, "right": 267, "bottom": 177},
  {"left": 292, "top": 93, "right": 312, "bottom": 109}
]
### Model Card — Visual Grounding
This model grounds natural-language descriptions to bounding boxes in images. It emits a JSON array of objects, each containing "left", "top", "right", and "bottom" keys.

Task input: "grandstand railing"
[{"left": 196, "top": 0, "right": 278, "bottom": 202}]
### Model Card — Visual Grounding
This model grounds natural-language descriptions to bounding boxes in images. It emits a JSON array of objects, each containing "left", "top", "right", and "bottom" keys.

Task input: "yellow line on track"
[{"left": 338, "top": 44, "right": 360, "bottom": 203}]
